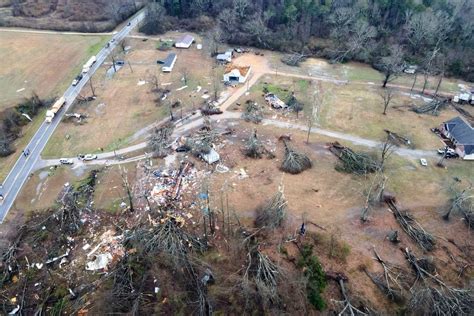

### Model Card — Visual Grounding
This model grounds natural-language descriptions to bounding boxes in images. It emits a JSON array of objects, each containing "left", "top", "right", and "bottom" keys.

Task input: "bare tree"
[
  {"left": 306, "top": 88, "right": 322, "bottom": 143},
  {"left": 380, "top": 89, "right": 395, "bottom": 115},
  {"left": 119, "top": 165, "right": 134, "bottom": 212},
  {"left": 379, "top": 45, "right": 404, "bottom": 88}
]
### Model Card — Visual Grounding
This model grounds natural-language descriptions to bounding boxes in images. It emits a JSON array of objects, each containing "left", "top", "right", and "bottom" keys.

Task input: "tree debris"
[
  {"left": 148, "top": 123, "right": 174, "bottom": 158},
  {"left": 412, "top": 98, "right": 449, "bottom": 116},
  {"left": 281, "top": 141, "right": 312, "bottom": 174},
  {"left": 388, "top": 202, "right": 436, "bottom": 252},
  {"left": 329, "top": 142, "right": 380, "bottom": 175},
  {"left": 255, "top": 188, "right": 287, "bottom": 229},
  {"left": 244, "top": 130, "right": 274, "bottom": 159},
  {"left": 242, "top": 100, "right": 263, "bottom": 123}
]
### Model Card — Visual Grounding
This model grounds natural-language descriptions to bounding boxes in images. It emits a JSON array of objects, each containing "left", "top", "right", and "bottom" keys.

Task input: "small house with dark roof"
[
  {"left": 160, "top": 53, "right": 177, "bottom": 72},
  {"left": 441, "top": 116, "right": 474, "bottom": 160}
]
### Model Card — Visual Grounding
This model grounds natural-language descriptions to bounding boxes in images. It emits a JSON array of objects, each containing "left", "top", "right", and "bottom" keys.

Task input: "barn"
[{"left": 175, "top": 35, "right": 194, "bottom": 48}]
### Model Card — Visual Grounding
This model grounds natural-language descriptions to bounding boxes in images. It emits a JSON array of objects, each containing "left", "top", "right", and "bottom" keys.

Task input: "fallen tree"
[
  {"left": 388, "top": 202, "right": 436, "bottom": 252},
  {"left": 255, "top": 189, "right": 287, "bottom": 229},
  {"left": 281, "top": 141, "right": 312, "bottom": 174},
  {"left": 412, "top": 98, "right": 449, "bottom": 116},
  {"left": 242, "top": 100, "right": 263, "bottom": 124},
  {"left": 244, "top": 130, "right": 274, "bottom": 159},
  {"left": 148, "top": 123, "right": 174, "bottom": 158},
  {"left": 329, "top": 142, "right": 380, "bottom": 175}
]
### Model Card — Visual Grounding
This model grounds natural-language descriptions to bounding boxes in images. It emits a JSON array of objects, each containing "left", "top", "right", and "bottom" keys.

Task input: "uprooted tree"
[
  {"left": 148, "top": 123, "right": 174, "bottom": 158},
  {"left": 329, "top": 142, "right": 380, "bottom": 175},
  {"left": 242, "top": 100, "right": 263, "bottom": 123},
  {"left": 255, "top": 187, "right": 287, "bottom": 229},
  {"left": 281, "top": 141, "right": 312, "bottom": 174},
  {"left": 443, "top": 182, "right": 473, "bottom": 228},
  {"left": 244, "top": 130, "right": 274, "bottom": 159}
]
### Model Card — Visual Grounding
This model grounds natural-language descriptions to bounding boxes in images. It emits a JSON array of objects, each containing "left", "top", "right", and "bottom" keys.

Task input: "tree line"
[{"left": 141, "top": 0, "right": 474, "bottom": 81}]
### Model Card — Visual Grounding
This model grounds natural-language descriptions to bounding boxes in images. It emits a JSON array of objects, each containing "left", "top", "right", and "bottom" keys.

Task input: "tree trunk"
[
  {"left": 411, "top": 73, "right": 417, "bottom": 92},
  {"left": 382, "top": 73, "right": 390, "bottom": 88},
  {"left": 422, "top": 73, "right": 428, "bottom": 94},
  {"left": 435, "top": 75, "right": 443, "bottom": 96}
]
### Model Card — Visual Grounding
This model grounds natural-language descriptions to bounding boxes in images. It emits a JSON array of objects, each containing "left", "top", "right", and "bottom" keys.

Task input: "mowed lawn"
[
  {"left": 43, "top": 36, "right": 215, "bottom": 158},
  {"left": 234, "top": 75, "right": 454, "bottom": 150},
  {"left": 0, "top": 31, "right": 108, "bottom": 110}
]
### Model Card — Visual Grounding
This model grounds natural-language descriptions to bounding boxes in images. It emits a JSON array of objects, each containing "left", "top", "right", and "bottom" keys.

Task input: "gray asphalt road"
[{"left": 0, "top": 11, "right": 145, "bottom": 223}]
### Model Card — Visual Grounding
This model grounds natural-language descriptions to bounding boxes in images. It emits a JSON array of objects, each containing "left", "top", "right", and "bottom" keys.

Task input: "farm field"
[{"left": 0, "top": 31, "right": 109, "bottom": 110}]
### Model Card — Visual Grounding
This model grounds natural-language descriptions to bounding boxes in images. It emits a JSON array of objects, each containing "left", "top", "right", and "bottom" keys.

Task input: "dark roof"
[
  {"left": 162, "top": 53, "right": 177, "bottom": 68},
  {"left": 444, "top": 116, "right": 474, "bottom": 145}
]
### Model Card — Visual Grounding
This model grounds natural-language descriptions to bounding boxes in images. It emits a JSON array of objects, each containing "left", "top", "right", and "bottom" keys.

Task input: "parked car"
[
  {"left": 72, "top": 74, "right": 83, "bottom": 86},
  {"left": 83, "top": 154, "right": 98, "bottom": 161},
  {"left": 59, "top": 158, "right": 74, "bottom": 165},
  {"left": 420, "top": 158, "right": 428, "bottom": 167},
  {"left": 437, "top": 147, "right": 456, "bottom": 155}
]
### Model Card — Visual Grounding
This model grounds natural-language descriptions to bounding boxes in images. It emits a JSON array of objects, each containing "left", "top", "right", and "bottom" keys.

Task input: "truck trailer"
[
  {"left": 45, "top": 97, "right": 66, "bottom": 123},
  {"left": 82, "top": 56, "right": 97, "bottom": 74}
]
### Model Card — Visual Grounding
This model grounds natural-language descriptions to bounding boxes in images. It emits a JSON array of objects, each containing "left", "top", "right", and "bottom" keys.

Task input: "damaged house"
[
  {"left": 223, "top": 65, "right": 251, "bottom": 84},
  {"left": 440, "top": 116, "right": 474, "bottom": 160}
]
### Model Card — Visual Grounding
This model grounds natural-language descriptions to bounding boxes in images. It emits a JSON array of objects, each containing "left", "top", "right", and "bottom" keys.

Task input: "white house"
[
  {"left": 161, "top": 53, "right": 177, "bottom": 72},
  {"left": 175, "top": 35, "right": 194, "bottom": 48},
  {"left": 223, "top": 65, "right": 251, "bottom": 84}
]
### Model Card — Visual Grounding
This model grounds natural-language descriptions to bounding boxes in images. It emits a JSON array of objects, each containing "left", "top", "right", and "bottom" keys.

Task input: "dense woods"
[{"left": 142, "top": 0, "right": 474, "bottom": 81}]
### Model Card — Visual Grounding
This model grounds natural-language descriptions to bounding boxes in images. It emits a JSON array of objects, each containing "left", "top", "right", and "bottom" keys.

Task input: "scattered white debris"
[
  {"left": 8, "top": 305, "right": 20, "bottom": 315},
  {"left": 59, "top": 257, "right": 68, "bottom": 268},
  {"left": 16, "top": 88, "right": 25, "bottom": 93},
  {"left": 176, "top": 85, "right": 188, "bottom": 91},
  {"left": 161, "top": 94, "right": 168, "bottom": 101},
  {"left": 196, "top": 86, "right": 202, "bottom": 93},
  {"left": 86, "top": 253, "right": 112, "bottom": 271},
  {"left": 46, "top": 249, "right": 70, "bottom": 264},
  {"left": 155, "top": 287, "right": 160, "bottom": 294},
  {"left": 137, "top": 80, "right": 146, "bottom": 86},
  {"left": 197, "top": 44, "right": 202, "bottom": 50},
  {"left": 161, "top": 82, "right": 172, "bottom": 86},
  {"left": 202, "top": 94, "right": 210, "bottom": 99},
  {"left": 21, "top": 113, "right": 32, "bottom": 121},
  {"left": 35, "top": 263, "right": 43, "bottom": 270},
  {"left": 82, "top": 244, "right": 91, "bottom": 251},
  {"left": 120, "top": 202, "right": 127, "bottom": 208},
  {"left": 215, "top": 164, "right": 229, "bottom": 173},
  {"left": 238, "top": 168, "right": 248, "bottom": 179},
  {"left": 68, "top": 288, "right": 76, "bottom": 297}
]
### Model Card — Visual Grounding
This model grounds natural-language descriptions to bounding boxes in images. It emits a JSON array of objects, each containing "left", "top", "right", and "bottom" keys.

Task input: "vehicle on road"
[
  {"left": 59, "top": 158, "right": 74, "bottom": 165},
  {"left": 127, "top": 22, "right": 131, "bottom": 26},
  {"left": 82, "top": 55, "right": 97, "bottom": 74},
  {"left": 105, "top": 42, "right": 110, "bottom": 48},
  {"left": 72, "top": 74, "right": 83, "bottom": 86},
  {"left": 0, "top": 194, "right": 4, "bottom": 205},
  {"left": 45, "top": 97, "right": 66, "bottom": 123},
  {"left": 79, "top": 154, "right": 98, "bottom": 161}
]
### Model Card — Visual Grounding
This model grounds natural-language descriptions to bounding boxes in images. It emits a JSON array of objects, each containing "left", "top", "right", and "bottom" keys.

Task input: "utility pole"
[
  {"left": 112, "top": 55, "right": 117, "bottom": 72},
  {"left": 89, "top": 76, "right": 96, "bottom": 97}
]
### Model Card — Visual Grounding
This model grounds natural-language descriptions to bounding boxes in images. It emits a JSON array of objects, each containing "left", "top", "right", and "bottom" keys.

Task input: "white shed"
[{"left": 175, "top": 35, "right": 194, "bottom": 48}]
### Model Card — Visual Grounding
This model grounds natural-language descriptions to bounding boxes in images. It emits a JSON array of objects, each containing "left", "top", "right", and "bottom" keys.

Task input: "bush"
[{"left": 297, "top": 244, "right": 327, "bottom": 310}]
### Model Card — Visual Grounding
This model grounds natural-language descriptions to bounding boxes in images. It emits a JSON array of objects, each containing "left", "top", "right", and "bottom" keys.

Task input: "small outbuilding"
[
  {"left": 161, "top": 53, "right": 177, "bottom": 72},
  {"left": 440, "top": 116, "right": 474, "bottom": 160},
  {"left": 223, "top": 65, "right": 251, "bottom": 84},
  {"left": 175, "top": 35, "right": 194, "bottom": 48},
  {"left": 216, "top": 50, "right": 234, "bottom": 63}
]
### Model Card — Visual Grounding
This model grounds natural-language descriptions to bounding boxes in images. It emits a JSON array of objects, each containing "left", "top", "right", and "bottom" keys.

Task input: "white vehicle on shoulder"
[
  {"left": 419, "top": 158, "right": 428, "bottom": 167},
  {"left": 82, "top": 154, "right": 98, "bottom": 161},
  {"left": 59, "top": 158, "right": 74, "bottom": 165}
]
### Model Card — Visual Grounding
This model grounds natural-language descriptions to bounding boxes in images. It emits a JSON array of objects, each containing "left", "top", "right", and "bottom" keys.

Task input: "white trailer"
[
  {"left": 82, "top": 56, "right": 97, "bottom": 73},
  {"left": 45, "top": 97, "right": 66, "bottom": 123}
]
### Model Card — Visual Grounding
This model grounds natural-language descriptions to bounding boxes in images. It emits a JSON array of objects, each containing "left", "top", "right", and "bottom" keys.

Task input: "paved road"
[{"left": 0, "top": 11, "right": 145, "bottom": 223}]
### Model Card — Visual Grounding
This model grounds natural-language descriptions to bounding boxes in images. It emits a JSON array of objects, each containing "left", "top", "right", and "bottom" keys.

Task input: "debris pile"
[
  {"left": 264, "top": 93, "right": 287, "bottom": 109},
  {"left": 149, "top": 161, "right": 197, "bottom": 206},
  {"left": 244, "top": 130, "right": 274, "bottom": 159},
  {"left": 281, "top": 53, "right": 308, "bottom": 67}
]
